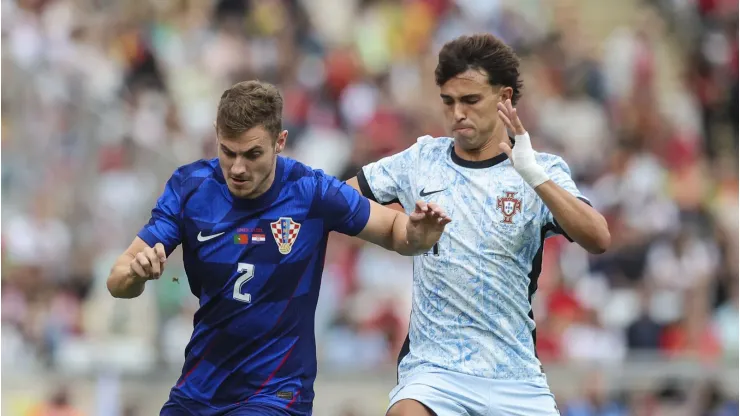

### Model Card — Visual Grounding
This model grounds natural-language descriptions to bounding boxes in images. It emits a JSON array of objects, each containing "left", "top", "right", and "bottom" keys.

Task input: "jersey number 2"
[{"left": 233, "top": 262, "right": 255, "bottom": 303}]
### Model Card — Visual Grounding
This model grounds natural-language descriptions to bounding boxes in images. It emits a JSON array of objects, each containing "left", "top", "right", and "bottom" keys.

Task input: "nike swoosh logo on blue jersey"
[
  {"left": 197, "top": 231, "right": 225, "bottom": 242},
  {"left": 419, "top": 187, "right": 446, "bottom": 197}
]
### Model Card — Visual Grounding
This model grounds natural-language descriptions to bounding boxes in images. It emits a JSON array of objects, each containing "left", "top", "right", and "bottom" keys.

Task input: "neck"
[{"left": 453, "top": 124, "right": 509, "bottom": 161}]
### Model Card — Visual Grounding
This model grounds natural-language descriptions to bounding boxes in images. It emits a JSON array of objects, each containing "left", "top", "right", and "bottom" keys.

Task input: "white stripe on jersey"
[{"left": 361, "top": 136, "right": 588, "bottom": 382}]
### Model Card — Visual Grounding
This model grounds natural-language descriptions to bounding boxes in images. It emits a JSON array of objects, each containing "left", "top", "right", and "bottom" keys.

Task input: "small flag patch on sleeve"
[{"left": 234, "top": 234, "right": 248, "bottom": 244}]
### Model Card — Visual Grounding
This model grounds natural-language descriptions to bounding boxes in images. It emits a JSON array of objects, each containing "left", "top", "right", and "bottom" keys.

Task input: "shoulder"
[
  {"left": 535, "top": 152, "right": 571, "bottom": 172},
  {"left": 414, "top": 135, "right": 453, "bottom": 155},
  {"left": 175, "top": 158, "right": 220, "bottom": 177},
  {"left": 279, "top": 156, "right": 340, "bottom": 194},
  {"left": 378, "top": 135, "right": 451, "bottom": 164},
  {"left": 281, "top": 156, "right": 315, "bottom": 183},
  {"left": 170, "top": 158, "right": 221, "bottom": 192}
]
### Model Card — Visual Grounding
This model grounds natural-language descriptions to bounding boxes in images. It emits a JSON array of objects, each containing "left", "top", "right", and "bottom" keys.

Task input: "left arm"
[
  {"left": 356, "top": 200, "right": 450, "bottom": 256},
  {"left": 497, "top": 99, "right": 610, "bottom": 254},
  {"left": 318, "top": 172, "right": 450, "bottom": 256},
  {"left": 533, "top": 181, "right": 610, "bottom": 254}
]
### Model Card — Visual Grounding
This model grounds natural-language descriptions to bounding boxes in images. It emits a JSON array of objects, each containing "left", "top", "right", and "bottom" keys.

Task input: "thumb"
[
  {"left": 154, "top": 243, "right": 167, "bottom": 263},
  {"left": 499, "top": 142, "right": 513, "bottom": 159}
]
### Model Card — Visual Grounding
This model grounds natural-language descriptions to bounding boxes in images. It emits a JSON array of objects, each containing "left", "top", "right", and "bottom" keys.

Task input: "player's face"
[
  {"left": 439, "top": 69, "right": 512, "bottom": 150},
  {"left": 217, "top": 125, "right": 287, "bottom": 199}
]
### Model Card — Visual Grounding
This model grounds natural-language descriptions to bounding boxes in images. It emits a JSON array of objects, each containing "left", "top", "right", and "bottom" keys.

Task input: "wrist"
[{"left": 519, "top": 165, "right": 550, "bottom": 189}]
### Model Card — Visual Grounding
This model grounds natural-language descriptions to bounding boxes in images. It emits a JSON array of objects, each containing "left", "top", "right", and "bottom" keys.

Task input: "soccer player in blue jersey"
[
  {"left": 347, "top": 34, "right": 612, "bottom": 416},
  {"left": 106, "top": 80, "right": 451, "bottom": 416}
]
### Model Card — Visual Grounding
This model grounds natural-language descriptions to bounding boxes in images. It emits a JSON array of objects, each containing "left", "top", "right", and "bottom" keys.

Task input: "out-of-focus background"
[{"left": 2, "top": 0, "right": 738, "bottom": 414}]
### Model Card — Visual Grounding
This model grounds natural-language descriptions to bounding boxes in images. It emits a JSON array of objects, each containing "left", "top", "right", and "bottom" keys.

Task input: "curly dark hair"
[{"left": 435, "top": 34, "right": 524, "bottom": 105}]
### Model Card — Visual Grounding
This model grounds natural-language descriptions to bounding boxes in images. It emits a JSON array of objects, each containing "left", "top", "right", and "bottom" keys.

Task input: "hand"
[
  {"left": 496, "top": 99, "right": 550, "bottom": 188},
  {"left": 407, "top": 201, "right": 452, "bottom": 251},
  {"left": 129, "top": 243, "right": 167, "bottom": 282}
]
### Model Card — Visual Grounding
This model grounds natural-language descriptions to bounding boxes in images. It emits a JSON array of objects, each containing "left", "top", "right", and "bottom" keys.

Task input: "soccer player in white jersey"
[{"left": 346, "top": 34, "right": 611, "bottom": 416}]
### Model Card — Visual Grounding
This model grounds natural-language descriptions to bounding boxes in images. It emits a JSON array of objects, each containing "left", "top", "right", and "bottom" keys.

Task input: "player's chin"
[
  {"left": 228, "top": 181, "right": 254, "bottom": 196},
  {"left": 452, "top": 129, "right": 477, "bottom": 140}
]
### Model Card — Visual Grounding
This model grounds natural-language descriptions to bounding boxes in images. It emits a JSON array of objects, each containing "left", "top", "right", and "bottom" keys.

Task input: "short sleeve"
[
  {"left": 314, "top": 171, "right": 371, "bottom": 236},
  {"left": 137, "top": 169, "right": 184, "bottom": 255},
  {"left": 540, "top": 155, "right": 591, "bottom": 241},
  {"left": 357, "top": 141, "right": 421, "bottom": 206}
]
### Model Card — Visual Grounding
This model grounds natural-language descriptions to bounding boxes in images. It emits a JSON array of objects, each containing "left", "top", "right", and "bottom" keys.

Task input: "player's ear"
[
  {"left": 499, "top": 87, "right": 513, "bottom": 103},
  {"left": 275, "top": 130, "right": 288, "bottom": 154}
]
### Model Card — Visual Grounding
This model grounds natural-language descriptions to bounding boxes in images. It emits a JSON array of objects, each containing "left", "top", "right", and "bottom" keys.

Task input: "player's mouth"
[
  {"left": 453, "top": 127, "right": 474, "bottom": 134},
  {"left": 230, "top": 177, "right": 249, "bottom": 186}
]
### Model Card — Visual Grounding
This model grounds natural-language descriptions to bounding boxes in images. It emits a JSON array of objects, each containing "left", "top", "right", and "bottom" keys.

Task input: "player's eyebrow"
[
  {"left": 220, "top": 143, "right": 263, "bottom": 157},
  {"left": 440, "top": 93, "right": 481, "bottom": 101}
]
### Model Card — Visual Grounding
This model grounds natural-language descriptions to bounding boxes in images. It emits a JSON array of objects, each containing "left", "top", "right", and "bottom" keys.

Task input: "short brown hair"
[
  {"left": 435, "top": 34, "right": 523, "bottom": 105},
  {"left": 216, "top": 80, "right": 283, "bottom": 140}
]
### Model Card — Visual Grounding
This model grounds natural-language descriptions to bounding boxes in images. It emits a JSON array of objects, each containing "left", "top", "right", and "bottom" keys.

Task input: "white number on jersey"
[{"left": 233, "top": 262, "right": 255, "bottom": 303}]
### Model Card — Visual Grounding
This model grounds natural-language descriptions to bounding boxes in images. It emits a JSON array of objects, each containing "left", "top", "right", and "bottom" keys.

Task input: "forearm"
[
  {"left": 107, "top": 254, "right": 146, "bottom": 298},
  {"left": 535, "top": 181, "right": 611, "bottom": 254}
]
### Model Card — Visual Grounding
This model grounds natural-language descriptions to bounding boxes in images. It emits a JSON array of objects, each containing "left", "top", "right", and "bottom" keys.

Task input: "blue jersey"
[{"left": 137, "top": 157, "right": 370, "bottom": 415}]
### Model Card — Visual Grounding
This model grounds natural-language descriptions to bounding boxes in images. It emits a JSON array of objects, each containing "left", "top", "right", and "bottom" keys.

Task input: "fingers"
[
  {"left": 414, "top": 202, "right": 452, "bottom": 225},
  {"left": 130, "top": 246, "right": 165, "bottom": 281},
  {"left": 145, "top": 248, "right": 161, "bottom": 277},
  {"left": 497, "top": 109, "right": 514, "bottom": 131},
  {"left": 499, "top": 142, "right": 513, "bottom": 159},
  {"left": 497, "top": 99, "right": 526, "bottom": 135},
  {"left": 426, "top": 202, "right": 449, "bottom": 221},
  {"left": 133, "top": 252, "right": 152, "bottom": 278},
  {"left": 130, "top": 257, "right": 147, "bottom": 278}
]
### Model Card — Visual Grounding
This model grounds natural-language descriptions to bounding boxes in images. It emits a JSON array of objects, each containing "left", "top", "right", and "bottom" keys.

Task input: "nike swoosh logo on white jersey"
[{"left": 197, "top": 231, "right": 225, "bottom": 242}]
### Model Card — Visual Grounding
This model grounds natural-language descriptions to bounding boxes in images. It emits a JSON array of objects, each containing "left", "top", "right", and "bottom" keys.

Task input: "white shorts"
[{"left": 388, "top": 369, "right": 560, "bottom": 416}]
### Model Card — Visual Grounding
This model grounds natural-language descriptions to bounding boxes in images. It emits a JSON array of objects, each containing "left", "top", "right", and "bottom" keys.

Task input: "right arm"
[
  {"left": 107, "top": 238, "right": 166, "bottom": 298},
  {"left": 108, "top": 169, "right": 184, "bottom": 299}
]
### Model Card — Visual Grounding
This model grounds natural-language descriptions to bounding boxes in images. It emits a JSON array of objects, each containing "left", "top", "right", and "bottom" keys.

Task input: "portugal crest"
[
  {"left": 496, "top": 191, "right": 522, "bottom": 224},
  {"left": 270, "top": 217, "right": 301, "bottom": 254}
]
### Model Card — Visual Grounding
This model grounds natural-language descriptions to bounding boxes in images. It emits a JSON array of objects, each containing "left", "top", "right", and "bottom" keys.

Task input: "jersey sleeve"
[
  {"left": 137, "top": 169, "right": 183, "bottom": 255},
  {"left": 356, "top": 141, "right": 421, "bottom": 206},
  {"left": 540, "top": 155, "right": 592, "bottom": 241},
  {"left": 315, "top": 171, "right": 371, "bottom": 236}
]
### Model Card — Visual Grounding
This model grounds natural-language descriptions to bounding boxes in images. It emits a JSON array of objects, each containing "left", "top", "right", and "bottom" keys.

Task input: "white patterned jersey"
[{"left": 357, "top": 136, "right": 588, "bottom": 382}]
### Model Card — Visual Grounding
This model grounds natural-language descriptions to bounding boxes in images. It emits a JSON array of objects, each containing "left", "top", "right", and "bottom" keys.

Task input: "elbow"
[{"left": 587, "top": 225, "right": 611, "bottom": 255}]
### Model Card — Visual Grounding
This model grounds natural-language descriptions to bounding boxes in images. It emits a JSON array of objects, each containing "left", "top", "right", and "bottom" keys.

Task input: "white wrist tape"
[{"left": 513, "top": 133, "right": 550, "bottom": 188}]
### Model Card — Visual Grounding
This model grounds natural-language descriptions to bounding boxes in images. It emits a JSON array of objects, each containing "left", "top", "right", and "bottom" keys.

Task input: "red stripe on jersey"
[
  {"left": 251, "top": 344, "right": 296, "bottom": 397},
  {"left": 285, "top": 389, "right": 300, "bottom": 409}
]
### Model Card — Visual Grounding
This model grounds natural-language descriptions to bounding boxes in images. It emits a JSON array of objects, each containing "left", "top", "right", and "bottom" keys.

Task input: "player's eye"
[
  {"left": 463, "top": 97, "right": 480, "bottom": 104},
  {"left": 442, "top": 98, "right": 454, "bottom": 106},
  {"left": 247, "top": 152, "right": 262, "bottom": 160}
]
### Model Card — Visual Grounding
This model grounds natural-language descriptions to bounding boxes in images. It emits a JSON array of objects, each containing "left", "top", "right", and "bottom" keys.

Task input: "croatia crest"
[
  {"left": 270, "top": 217, "right": 301, "bottom": 254},
  {"left": 496, "top": 191, "right": 522, "bottom": 224}
]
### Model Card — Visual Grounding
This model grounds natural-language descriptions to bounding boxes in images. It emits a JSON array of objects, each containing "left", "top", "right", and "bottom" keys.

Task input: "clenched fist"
[{"left": 129, "top": 242, "right": 167, "bottom": 281}]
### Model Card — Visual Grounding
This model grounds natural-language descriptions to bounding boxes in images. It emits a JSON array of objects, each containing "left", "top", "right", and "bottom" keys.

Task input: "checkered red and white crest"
[{"left": 270, "top": 217, "right": 301, "bottom": 254}]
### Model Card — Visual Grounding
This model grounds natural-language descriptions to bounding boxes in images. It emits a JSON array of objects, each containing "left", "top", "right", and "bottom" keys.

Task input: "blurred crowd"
[{"left": 1, "top": 0, "right": 738, "bottom": 414}]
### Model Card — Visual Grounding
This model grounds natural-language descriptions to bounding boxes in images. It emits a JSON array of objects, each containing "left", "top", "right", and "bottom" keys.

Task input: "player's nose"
[
  {"left": 453, "top": 103, "right": 466, "bottom": 121},
  {"left": 230, "top": 160, "right": 248, "bottom": 175}
]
